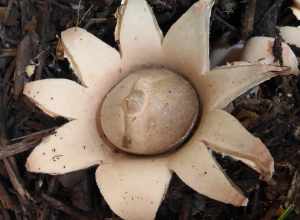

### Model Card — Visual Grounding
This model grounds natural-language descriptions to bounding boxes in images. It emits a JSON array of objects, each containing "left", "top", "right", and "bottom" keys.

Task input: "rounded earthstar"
[{"left": 23, "top": 0, "right": 298, "bottom": 219}]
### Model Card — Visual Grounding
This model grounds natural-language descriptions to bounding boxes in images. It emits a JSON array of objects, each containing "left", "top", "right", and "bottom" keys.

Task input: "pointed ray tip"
[
  {"left": 231, "top": 192, "right": 248, "bottom": 207},
  {"left": 242, "top": 198, "right": 249, "bottom": 207},
  {"left": 272, "top": 65, "right": 291, "bottom": 74}
]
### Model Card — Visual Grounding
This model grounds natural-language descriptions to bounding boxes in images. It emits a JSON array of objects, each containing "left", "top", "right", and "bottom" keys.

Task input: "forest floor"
[{"left": 0, "top": 0, "right": 300, "bottom": 219}]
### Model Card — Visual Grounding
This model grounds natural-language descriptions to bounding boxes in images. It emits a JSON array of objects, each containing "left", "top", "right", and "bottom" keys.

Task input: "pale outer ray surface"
[
  {"left": 280, "top": 26, "right": 300, "bottom": 50},
  {"left": 23, "top": 0, "right": 299, "bottom": 220},
  {"left": 290, "top": 0, "right": 300, "bottom": 19}
]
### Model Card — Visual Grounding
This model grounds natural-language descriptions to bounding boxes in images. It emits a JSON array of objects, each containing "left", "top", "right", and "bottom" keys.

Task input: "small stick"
[
  {"left": 0, "top": 179, "right": 17, "bottom": 209},
  {"left": 38, "top": 178, "right": 59, "bottom": 220},
  {"left": 3, "top": 159, "right": 32, "bottom": 203},
  {"left": 0, "top": 139, "right": 40, "bottom": 160},
  {"left": 9, "top": 127, "right": 54, "bottom": 142},
  {"left": 79, "top": 4, "right": 94, "bottom": 25},
  {"left": 1, "top": 209, "right": 11, "bottom": 220},
  {"left": 214, "top": 9, "right": 238, "bottom": 33},
  {"left": 84, "top": 18, "right": 107, "bottom": 30},
  {"left": 242, "top": 0, "right": 257, "bottom": 39},
  {"left": 179, "top": 194, "right": 192, "bottom": 220},
  {"left": 0, "top": 48, "right": 17, "bottom": 57},
  {"left": 0, "top": 74, "right": 32, "bottom": 205},
  {"left": 42, "top": 193, "right": 93, "bottom": 220},
  {"left": 76, "top": 0, "right": 82, "bottom": 27}
]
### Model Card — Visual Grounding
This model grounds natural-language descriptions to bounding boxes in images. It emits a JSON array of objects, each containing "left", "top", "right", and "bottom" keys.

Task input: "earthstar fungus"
[{"left": 23, "top": 0, "right": 297, "bottom": 219}]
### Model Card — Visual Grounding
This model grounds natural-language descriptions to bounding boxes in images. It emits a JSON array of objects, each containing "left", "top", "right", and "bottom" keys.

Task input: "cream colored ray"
[
  {"left": 24, "top": 79, "right": 89, "bottom": 120},
  {"left": 198, "top": 109, "right": 274, "bottom": 181},
  {"left": 96, "top": 155, "right": 171, "bottom": 220},
  {"left": 280, "top": 26, "right": 300, "bottom": 50},
  {"left": 242, "top": 36, "right": 298, "bottom": 74},
  {"left": 169, "top": 141, "right": 248, "bottom": 206},
  {"left": 290, "top": 7, "right": 300, "bottom": 20},
  {"left": 290, "top": 0, "right": 300, "bottom": 19},
  {"left": 62, "top": 27, "right": 122, "bottom": 89},
  {"left": 163, "top": 0, "right": 214, "bottom": 81},
  {"left": 197, "top": 62, "right": 289, "bottom": 112},
  {"left": 116, "top": 0, "right": 163, "bottom": 73},
  {"left": 26, "top": 120, "right": 111, "bottom": 174},
  {"left": 230, "top": 155, "right": 260, "bottom": 173}
]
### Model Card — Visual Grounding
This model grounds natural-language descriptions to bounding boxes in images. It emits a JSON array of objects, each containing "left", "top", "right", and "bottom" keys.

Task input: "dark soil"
[{"left": 0, "top": 0, "right": 300, "bottom": 219}]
